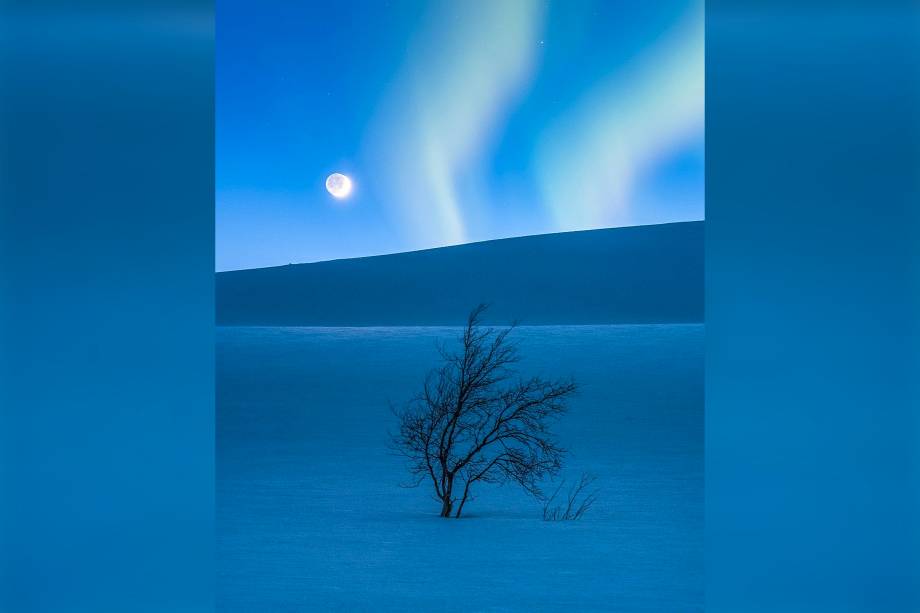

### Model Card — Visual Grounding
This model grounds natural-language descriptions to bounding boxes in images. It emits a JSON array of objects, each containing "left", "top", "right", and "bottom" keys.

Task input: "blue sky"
[{"left": 217, "top": 0, "right": 703, "bottom": 271}]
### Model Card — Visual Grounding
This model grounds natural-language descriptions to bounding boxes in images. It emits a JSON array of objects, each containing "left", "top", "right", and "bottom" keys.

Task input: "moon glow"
[{"left": 325, "top": 173, "right": 353, "bottom": 199}]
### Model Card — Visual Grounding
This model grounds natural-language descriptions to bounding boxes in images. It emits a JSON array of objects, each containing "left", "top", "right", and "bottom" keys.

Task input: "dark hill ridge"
[{"left": 216, "top": 221, "right": 704, "bottom": 326}]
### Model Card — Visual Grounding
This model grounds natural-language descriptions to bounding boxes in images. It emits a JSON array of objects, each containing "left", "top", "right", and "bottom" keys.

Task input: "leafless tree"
[
  {"left": 392, "top": 305, "right": 577, "bottom": 518},
  {"left": 542, "top": 472, "right": 599, "bottom": 521}
]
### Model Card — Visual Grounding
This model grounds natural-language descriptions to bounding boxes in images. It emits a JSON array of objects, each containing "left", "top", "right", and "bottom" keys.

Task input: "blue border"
[
  {"left": 1, "top": 3, "right": 214, "bottom": 611},
  {"left": 706, "top": 2, "right": 919, "bottom": 611}
]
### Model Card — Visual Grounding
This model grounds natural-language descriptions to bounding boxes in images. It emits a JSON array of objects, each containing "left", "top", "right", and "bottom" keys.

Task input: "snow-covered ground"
[{"left": 218, "top": 325, "right": 703, "bottom": 612}]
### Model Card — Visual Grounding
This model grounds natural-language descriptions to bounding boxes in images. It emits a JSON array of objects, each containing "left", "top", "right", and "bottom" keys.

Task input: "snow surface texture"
[{"left": 218, "top": 325, "right": 703, "bottom": 612}]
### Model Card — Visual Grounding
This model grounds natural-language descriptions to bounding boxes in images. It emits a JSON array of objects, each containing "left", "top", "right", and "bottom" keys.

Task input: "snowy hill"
[{"left": 216, "top": 221, "right": 704, "bottom": 326}]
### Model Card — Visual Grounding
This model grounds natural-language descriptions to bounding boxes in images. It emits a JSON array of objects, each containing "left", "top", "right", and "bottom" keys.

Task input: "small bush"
[{"left": 542, "top": 473, "right": 599, "bottom": 521}]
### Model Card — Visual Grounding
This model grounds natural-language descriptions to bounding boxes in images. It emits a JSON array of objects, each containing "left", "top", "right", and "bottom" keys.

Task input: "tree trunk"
[
  {"left": 439, "top": 474, "right": 454, "bottom": 518},
  {"left": 454, "top": 480, "right": 472, "bottom": 518},
  {"left": 454, "top": 497, "right": 467, "bottom": 518}
]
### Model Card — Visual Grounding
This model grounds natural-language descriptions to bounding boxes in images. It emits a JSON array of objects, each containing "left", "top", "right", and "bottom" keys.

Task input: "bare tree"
[
  {"left": 392, "top": 305, "right": 577, "bottom": 518},
  {"left": 542, "top": 472, "right": 599, "bottom": 521}
]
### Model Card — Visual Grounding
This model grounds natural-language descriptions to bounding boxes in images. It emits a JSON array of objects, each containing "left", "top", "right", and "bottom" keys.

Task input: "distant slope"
[{"left": 216, "top": 221, "right": 703, "bottom": 326}]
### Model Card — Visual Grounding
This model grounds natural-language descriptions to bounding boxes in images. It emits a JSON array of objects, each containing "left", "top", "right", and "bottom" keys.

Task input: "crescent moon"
[{"left": 325, "top": 173, "right": 353, "bottom": 199}]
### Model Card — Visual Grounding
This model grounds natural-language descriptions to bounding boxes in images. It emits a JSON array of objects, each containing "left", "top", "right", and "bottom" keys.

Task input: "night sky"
[{"left": 217, "top": 0, "right": 703, "bottom": 271}]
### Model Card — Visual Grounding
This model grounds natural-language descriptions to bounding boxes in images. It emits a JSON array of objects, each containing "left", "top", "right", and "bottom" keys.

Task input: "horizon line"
[{"left": 216, "top": 218, "right": 705, "bottom": 274}]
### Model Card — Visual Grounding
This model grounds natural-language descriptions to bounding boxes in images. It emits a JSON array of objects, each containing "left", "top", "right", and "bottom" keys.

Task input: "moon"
[{"left": 325, "top": 173, "right": 353, "bottom": 199}]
